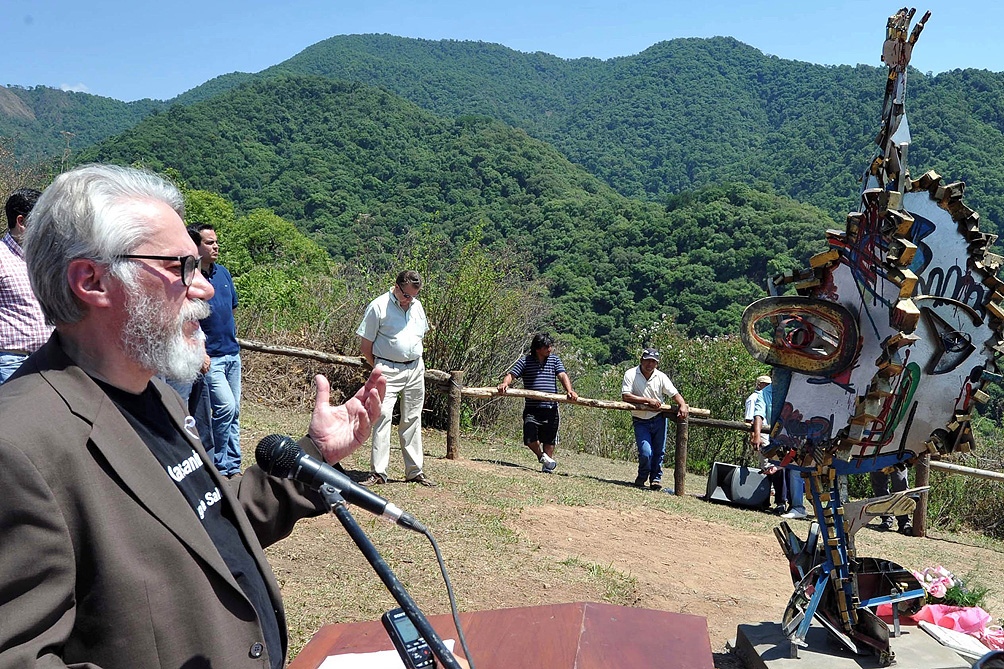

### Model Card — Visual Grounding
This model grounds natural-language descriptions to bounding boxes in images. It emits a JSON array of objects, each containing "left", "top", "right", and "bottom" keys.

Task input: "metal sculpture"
[{"left": 741, "top": 8, "right": 1004, "bottom": 665}]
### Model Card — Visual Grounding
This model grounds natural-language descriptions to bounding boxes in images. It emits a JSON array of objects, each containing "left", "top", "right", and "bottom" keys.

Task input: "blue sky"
[{"left": 4, "top": 0, "right": 995, "bottom": 102}]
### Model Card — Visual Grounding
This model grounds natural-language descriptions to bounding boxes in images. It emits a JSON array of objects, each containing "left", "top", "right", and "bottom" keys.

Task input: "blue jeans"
[
  {"left": 206, "top": 354, "right": 241, "bottom": 476},
  {"left": 189, "top": 373, "right": 215, "bottom": 456},
  {"left": 786, "top": 467, "right": 805, "bottom": 514},
  {"left": 633, "top": 415, "right": 668, "bottom": 483},
  {"left": 0, "top": 352, "right": 28, "bottom": 384},
  {"left": 164, "top": 377, "right": 193, "bottom": 405}
]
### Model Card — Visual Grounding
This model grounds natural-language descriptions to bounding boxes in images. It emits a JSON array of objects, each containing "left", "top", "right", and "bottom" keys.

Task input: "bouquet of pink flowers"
[
  {"left": 912, "top": 565, "right": 989, "bottom": 608},
  {"left": 913, "top": 566, "right": 957, "bottom": 601},
  {"left": 888, "top": 565, "right": 1002, "bottom": 650}
]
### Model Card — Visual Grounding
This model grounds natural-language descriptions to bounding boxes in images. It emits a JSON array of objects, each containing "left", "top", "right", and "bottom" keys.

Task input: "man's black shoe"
[{"left": 406, "top": 473, "right": 437, "bottom": 487}]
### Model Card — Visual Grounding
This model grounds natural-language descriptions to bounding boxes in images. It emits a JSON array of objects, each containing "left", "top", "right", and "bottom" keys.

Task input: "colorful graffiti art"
[{"left": 741, "top": 8, "right": 1004, "bottom": 666}]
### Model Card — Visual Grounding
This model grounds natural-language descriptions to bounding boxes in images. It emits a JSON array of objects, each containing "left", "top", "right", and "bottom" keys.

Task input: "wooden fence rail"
[{"left": 238, "top": 338, "right": 1004, "bottom": 534}]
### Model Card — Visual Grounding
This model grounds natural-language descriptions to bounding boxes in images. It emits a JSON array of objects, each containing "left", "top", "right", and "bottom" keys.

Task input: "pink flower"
[
  {"left": 928, "top": 577, "right": 951, "bottom": 599},
  {"left": 933, "top": 566, "right": 954, "bottom": 581},
  {"left": 912, "top": 565, "right": 959, "bottom": 602}
]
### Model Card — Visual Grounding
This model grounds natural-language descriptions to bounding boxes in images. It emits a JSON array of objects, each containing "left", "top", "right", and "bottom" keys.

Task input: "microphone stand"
[{"left": 318, "top": 484, "right": 463, "bottom": 669}]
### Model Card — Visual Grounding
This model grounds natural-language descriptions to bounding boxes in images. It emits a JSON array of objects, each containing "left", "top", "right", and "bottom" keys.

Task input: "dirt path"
[
  {"left": 517, "top": 504, "right": 792, "bottom": 652},
  {"left": 246, "top": 406, "right": 1003, "bottom": 669}
]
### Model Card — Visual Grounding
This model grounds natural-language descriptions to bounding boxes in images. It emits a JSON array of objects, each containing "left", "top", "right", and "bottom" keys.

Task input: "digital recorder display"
[{"left": 396, "top": 615, "right": 420, "bottom": 643}]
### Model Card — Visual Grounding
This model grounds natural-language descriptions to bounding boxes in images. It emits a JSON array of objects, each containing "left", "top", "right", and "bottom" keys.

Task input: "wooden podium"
[{"left": 289, "top": 601, "right": 714, "bottom": 669}]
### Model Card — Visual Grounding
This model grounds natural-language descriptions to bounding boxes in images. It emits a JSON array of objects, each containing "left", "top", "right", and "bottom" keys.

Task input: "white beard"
[{"left": 120, "top": 285, "right": 210, "bottom": 383}]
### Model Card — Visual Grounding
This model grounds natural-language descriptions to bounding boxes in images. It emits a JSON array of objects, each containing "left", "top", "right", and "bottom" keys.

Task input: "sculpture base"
[{"left": 732, "top": 620, "right": 971, "bottom": 669}]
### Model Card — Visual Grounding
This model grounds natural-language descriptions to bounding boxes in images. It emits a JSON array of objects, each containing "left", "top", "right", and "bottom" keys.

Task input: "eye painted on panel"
[
  {"left": 914, "top": 296, "right": 981, "bottom": 375},
  {"left": 741, "top": 296, "right": 860, "bottom": 376}
]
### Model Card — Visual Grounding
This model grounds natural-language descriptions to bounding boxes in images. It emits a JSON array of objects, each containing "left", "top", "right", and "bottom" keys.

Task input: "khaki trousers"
[{"left": 371, "top": 358, "right": 425, "bottom": 479}]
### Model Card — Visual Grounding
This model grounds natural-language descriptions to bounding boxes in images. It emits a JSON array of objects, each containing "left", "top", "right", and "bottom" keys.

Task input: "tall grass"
[
  {"left": 927, "top": 418, "right": 1004, "bottom": 538},
  {"left": 396, "top": 224, "right": 549, "bottom": 428},
  {"left": 233, "top": 220, "right": 548, "bottom": 426}
]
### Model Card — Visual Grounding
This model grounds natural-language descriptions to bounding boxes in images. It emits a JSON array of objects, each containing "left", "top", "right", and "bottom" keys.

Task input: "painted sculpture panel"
[{"left": 741, "top": 8, "right": 1003, "bottom": 665}]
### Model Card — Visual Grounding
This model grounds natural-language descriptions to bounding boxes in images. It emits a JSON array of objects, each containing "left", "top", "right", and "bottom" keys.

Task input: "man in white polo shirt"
[
  {"left": 621, "top": 348, "right": 688, "bottom": 490},
  {"left": 356, "top": 270, "right": 435, "bottom": 487}
]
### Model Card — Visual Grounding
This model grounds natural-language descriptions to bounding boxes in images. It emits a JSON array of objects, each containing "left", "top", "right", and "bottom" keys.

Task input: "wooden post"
[
  {"left": 674, "top": 417, "right": 688, "bottom": 496},
  {"left": 446, "top": 370, "right": 464, "bottom": 460},
  {"left": 913, "top": 453, "right": 930, "bottom": 537}
]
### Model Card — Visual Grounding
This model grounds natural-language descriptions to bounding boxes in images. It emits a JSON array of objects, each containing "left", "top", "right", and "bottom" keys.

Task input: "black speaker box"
[{"left": 704, "top": 461, "right": 771, "bottom": 508}]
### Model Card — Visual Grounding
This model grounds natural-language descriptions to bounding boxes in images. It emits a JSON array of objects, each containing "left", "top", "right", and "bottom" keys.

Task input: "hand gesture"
[{"left": 308, "top": 370, "right": 386, "bottom": 464}]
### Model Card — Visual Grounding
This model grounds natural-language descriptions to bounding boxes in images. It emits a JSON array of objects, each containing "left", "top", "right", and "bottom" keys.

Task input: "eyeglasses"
[
  {"left": 117, "top": 254, "right": 200, "bottom": 286},
  {"left": 396, "top": 284, "right": 420, "bottom": 300}
]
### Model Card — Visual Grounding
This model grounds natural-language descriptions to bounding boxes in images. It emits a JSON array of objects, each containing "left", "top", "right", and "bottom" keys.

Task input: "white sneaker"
[
  {"left": 781, "top": 509, "right": 807, "bottom": 520},
  {"left": 539, "top": 454, "right": 557, "bottom": 473}
]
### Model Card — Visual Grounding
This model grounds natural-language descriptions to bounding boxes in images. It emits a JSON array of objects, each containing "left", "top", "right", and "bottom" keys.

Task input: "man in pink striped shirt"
[{"left": 0, "top": 188, "right": 53, "bottom": 383}]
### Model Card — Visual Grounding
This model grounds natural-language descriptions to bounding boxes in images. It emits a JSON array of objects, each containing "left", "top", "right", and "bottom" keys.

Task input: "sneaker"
[
  {"left": 780, "top": 509, "right": 807, "bottom": 520},
  {"left": 406, "top": 473, "right": 437, "bottom": 488},
  {"left": 898, "top": 521, "right": 913, "bottom": 536},
  {"left": 633, "top": 477, "right": 647, "bottom": 488},
  {"left": 539, "top": 454, "right": 557, "bottom": 473},
  {"left": 876, "top": 519, "right": 894, "bottom": 532},
  {"left": 650, "top": 482, "right": 662, "bottom": 491},
  {"left": 360, "top": 473, "right": 387, "bottom": 486},
  {"left": 771, "top": 503, "right": 786, "bottom": 515}
]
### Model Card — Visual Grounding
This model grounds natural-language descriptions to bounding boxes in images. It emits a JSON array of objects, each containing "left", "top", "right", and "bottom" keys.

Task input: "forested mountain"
[
  {"left": 9, "top": 35, "right": 1004, "bottom": 230},
  {"left": 12, "top": 34, "right": 1004, "bottom": 358},
  {"left": 0, "top": 85, "right": 165, "bottom": 160},
  {"left": 80, "top": 74, "right": 832, "bottom": 361},
  {"left": 180, "top": 34, "right": 1004, "bottom": 231}
]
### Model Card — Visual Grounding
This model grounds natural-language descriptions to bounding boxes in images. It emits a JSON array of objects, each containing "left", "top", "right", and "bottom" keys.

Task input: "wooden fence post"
[
  {"left": 913, "top": 453, "right": 930, "bottom": 537},
  {"left": 674, "top": 417, "right": 688, "bottom": 496},
  {"left": 446, "top": 370, "right": 464, "bottom": 460}
]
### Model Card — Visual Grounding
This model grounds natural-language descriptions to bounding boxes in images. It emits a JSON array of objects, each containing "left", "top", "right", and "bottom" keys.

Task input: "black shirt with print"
[{"left": 98, "top": 380, "right": 283, "bottom": 669}]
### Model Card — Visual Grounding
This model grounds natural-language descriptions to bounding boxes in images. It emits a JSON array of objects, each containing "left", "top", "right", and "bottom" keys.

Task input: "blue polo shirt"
[{"left": 199, "top": 263, "right": 240, "bottom": 357}]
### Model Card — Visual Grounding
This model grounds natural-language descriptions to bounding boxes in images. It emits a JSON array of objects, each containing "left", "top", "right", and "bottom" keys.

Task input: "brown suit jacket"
[{"left": 0, "top": 335, "right": 327, "bottom": 668}]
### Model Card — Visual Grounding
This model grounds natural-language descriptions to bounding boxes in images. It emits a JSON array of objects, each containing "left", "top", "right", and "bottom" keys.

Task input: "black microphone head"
[{"left": 255, "top": 434, "right": 301, "bottom": 478}]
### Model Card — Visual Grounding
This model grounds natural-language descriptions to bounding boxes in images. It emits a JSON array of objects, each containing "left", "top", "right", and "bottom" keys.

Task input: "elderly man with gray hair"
[{"left": 0, "top": 164, "right": 386, "bottom": 668}]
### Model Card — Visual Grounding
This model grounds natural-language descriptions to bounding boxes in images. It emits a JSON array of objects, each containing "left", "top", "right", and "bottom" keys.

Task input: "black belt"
[{"left": 376, "top": 356, "right": 418, "bottom": 365}]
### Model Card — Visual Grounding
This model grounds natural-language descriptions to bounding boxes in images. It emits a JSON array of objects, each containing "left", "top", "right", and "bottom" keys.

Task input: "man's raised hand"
[{"left": 308, "top": 369, "right": 386, "bottom": 464}]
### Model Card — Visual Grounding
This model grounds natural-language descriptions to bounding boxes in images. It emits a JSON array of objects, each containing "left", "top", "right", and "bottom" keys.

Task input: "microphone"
[{"left": 255, "top": 434, "right": 426, "bottom": 533}]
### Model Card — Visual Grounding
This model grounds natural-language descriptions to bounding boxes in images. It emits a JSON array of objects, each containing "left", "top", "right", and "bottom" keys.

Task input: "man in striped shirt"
[
  {"left": 498, "top": 333, "right": 578, "bottom": 473},
  {"left": 0, "top": 188, "right": 53, "bottom": 383}
]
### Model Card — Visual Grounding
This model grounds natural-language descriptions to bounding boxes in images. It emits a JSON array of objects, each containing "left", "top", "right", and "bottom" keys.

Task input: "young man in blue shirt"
[{"left": 193, "top": 223, "right": 242, "bottom": 478}]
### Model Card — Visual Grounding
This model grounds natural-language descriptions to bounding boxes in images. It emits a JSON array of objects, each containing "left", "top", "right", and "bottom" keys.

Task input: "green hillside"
[
  {"left": 80, "top": 74, "right": 831, "bottom": 362},
  {"left": 173, "top": 34, "right": 1004, "bottom": 231},
  {"left": 10, "top": 35, "right": 1004, "bottom": 230},
  {"left": 0, "top": 85, "right": 165, "bottom": 160}
]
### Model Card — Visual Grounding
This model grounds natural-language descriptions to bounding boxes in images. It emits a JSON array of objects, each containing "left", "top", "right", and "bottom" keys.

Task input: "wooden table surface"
[{"left": 288, "top": 601, "right": 715, "bottom": 669}]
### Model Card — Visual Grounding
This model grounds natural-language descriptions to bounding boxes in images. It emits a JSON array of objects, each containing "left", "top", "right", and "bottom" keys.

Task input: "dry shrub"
[
  {"left": 236, "top": 234, "right": 548, "bottom": 423},
  {"left": 1, "top": 136, "right": 49, "bottom": 200}
]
